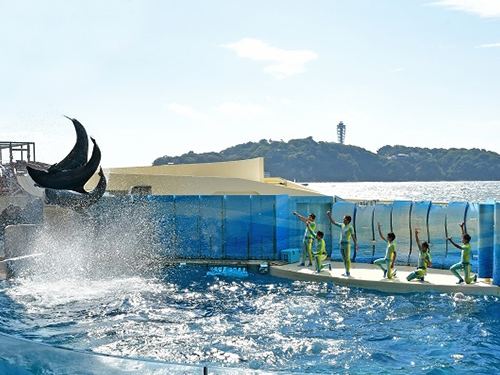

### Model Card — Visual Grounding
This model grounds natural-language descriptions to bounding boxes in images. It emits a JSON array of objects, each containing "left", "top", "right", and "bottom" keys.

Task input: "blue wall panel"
[
  {"left": 199, "top": 195, "right": 223, "bottom": 259},
  {"left": 175, "top": 196, "right": 201, "bottom": 258},
  {"left": 478, "top": 203, "right": 494, "bottom": 278},
  {"left": 250, "top": 196, "right": 276, "bottom": 260},
  {"left": 147, "top": 195, "right": 175, "bottom": 257},
  {"left": 409, "top": 201, "right": 431, "bottom": 265},
  {"left": 92, "top": 195, "right": 133, "bottom": 227},
  {"left": 466, "top": 203, "right": 479, "bottom": 273},
  {"left": 354, "top": 204, "right": 375, "bottom": 263},
  {"left": 427, "top": 204, "right": 447, "bottom": 269},
  {"left": 290, "top": 197, "right": 333, "bottom": 257},
  {"left": 224, "top": 196, "right": 251, "bottom": 259},
  {"left": 444, "top": 202, "right": 468, "bottom": 267},
  {"left": 494, "top": 202, "right": 500, "bottom": 286},
  {"left": 275, "top": 195, "right": 290, "bottom": 257},
  {"left": 373, "top": 203, "right": 393, "bottom": 261},
  {"left": 290, "top": 200, "right": 309, "bottom": 250},
  {"left": 329, "top": 202, "right": 356, "bottom": 261},
  {"left": 391, "top": 201, "right": 412, "bottom": 265},
  {"left": 86, "top": 194, "right": 500, "bottom": 276}
]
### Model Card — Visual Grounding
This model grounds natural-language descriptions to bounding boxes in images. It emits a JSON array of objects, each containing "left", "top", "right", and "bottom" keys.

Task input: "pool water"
[{"left": 1, "top": 265, "right": 500, "bottom": 374}]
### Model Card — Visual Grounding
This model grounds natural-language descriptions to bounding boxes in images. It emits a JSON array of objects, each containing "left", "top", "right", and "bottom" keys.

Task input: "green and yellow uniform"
[
  {"left": 407, "top": 248, "right": 432, "bottom": 282},
  {"left": 374, "top": 239, "right": 397, "bottom": 278},
  {"left": 300, "top": 221, "right": 316, "bottom": 265},
  {"left": 450, "top": 243, "right": 474, "bottom": 283},
  {"left": 334, "top": 222, "right": 355, "bottom": 274}
]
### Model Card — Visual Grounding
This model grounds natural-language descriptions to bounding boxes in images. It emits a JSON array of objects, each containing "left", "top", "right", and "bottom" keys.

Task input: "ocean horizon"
[{"left": 307, "top": 180, "right": 500, "bottom": 203}]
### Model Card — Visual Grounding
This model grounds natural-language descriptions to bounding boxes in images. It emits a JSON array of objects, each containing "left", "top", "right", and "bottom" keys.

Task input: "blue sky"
[{"left": 1, "top": 0, "right": 499, "bottom": 168}]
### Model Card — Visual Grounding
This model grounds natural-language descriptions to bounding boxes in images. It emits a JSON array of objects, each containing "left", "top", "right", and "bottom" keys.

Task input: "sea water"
[
  {"left": 1, "top": 181, "right": 500, "bottom": 374},
  {"left": 307, "top": 180, "right": 500, "bottom": 203}
]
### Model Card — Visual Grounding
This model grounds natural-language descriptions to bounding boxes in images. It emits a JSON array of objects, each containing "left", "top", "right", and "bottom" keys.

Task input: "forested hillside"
[{"left": 153, "top": 137, "right": 500, "bottom": 182}]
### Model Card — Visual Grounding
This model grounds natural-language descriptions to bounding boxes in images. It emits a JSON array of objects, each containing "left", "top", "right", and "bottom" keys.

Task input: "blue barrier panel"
[
  {"left": 427, "top": 204, "right": 448, "bottom": 269},
  {"left": 88, "top": 195, "right": 159, "bottom": 260},
  {"left": 91, "top": 195, "right": 133, "bottom": 227},
  {"left": 289, "top": 199, "right": 304, "bottom": 250},
  {"left": 391, "top": 201, "right": 412, "bottom": 265},
  {"left": 224, "top": 196, "right": 251, "bottom": 259},
  {"left": 494, "top": 202, "right": 500, "bottom": 286},
  {"left": 199, "top": 195, "right": 224, "bottom": 259},
  {"left": 445, "top": 202, "right": 468, "bottom": 268},
  {"left": 290, "top": 196, "right": 333, "bottom": 257},
  {"left": 174, "top": 196, "right": 201, "bottom": 258},
  {"left": 329, "top": 201, "right": 356, "bottom": 261},
  {"left": 465, "top": 203, "right": 479, "bottom": 273},
  {"left": 409, "top": 201, "right": 431, "bottom": 266},
  {"left": 373, "top": 203, "right": 393, "bottom": 262},
  {"left": 478, "top": 203, "right": 494, "bottom": 279},
  {"left": 310, "top": 200, "right": 334, "bottom": 248},
  {"left": 354, "top": 203, "right": 375, "bottom": 263},
  {"left": 275, "top": 195, "right": 290, "bottom": 256},
  {"left": 250, "top": 196, "right": 276, "bottom": 260},
  {"left": 147, "top": 195, "right": 175, "bottom": 257}
]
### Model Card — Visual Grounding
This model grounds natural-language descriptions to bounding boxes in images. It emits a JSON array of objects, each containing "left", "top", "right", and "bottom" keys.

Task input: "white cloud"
[
  {"left": 168, "top": 103, "right": 208, "bottom": 121},
  {"left": 221, "top": 38, "right": 318, "bottom": 79},
  {"left": 215, "top": 102, "right": 272, "bottom": 116},
  {"left": 428, "top": 0, "right": 500, "bottom": 18},
  {"left": 265, "top": 96, "right": 292, "bottom": 106},
  {"left": 390, "top": 67, "right": 405, "bottom": 73},
  {"left": 476, "top": 42, "right": 500, "bottom": 48}
]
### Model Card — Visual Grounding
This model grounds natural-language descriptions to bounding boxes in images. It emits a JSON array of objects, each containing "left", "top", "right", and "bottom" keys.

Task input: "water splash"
[{"left": 9, "top": 197, "right": 164, "bottom": 282}]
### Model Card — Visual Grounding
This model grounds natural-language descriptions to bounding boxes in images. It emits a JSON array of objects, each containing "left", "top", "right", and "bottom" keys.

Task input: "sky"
[{"left": 1, "top": 0, "right": 500, "bottom": 168}]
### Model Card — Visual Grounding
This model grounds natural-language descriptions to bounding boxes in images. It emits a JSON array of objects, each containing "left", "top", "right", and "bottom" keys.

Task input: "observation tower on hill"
[{"left": 337, "top": 121, "right": 346, "bottom": 145}]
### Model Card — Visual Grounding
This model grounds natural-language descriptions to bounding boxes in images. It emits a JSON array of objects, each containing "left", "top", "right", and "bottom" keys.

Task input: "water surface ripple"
[{"left": 1, "top": 267, "right": 500, "bottom": 374}]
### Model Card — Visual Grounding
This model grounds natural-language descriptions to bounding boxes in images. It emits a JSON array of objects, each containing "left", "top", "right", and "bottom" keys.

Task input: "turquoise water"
[{"left": 1, "top": 266, "right": 500, "bottom": 374}]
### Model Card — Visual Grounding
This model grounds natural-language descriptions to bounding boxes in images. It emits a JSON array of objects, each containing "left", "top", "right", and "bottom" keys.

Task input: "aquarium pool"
[{"left": 1, "top": 265, "right": 500, "bottom": 374}]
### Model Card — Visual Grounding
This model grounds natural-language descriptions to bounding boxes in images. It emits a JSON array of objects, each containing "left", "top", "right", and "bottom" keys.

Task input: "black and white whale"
[
  {"left": 47, "top": 116, "right": 89, "bottom": 173},
  {"left": 44, "top": 167, "right": 107, "bottom": 210},
  {"left": 27, "top": 137, "right": 101, "bottom": 193}
]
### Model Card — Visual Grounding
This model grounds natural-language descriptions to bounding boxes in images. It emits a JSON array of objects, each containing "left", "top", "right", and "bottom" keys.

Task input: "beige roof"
[{"left": 89, "top": 157, "right": 324, "bottom": 196}]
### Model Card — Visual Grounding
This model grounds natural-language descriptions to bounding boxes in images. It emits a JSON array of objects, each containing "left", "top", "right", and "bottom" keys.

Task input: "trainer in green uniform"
[
  {"left": 407, "top": 228, "right": 432, "bottom": 282},
  {"left": 327, "top": 211, "right": 357, "bottom": 277},
  {"left": 293, "top": 211, "right": 316, "bottom": 267},
  {"left": 447, "top": 221, "right": 478, "bottom": 284},
  {"left": 307, "top": 224, "right": 331, "bottom": 273},
  {"left": 375, "top": 221, "right": 397, "bottom": 279}
]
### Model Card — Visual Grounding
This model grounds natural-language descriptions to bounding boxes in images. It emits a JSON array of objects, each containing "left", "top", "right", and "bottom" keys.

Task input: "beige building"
[{"left": 88, "top": 157, "right": 324, "bottom": 197}]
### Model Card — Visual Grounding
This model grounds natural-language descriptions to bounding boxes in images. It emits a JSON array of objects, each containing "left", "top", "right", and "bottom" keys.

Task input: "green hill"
[{"left": 152, "top": 137, "right": 500, "bottom": 182}]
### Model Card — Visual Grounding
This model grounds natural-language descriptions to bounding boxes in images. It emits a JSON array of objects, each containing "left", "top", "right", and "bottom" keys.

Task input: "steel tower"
[{"left": 337, "top": 121, "right": 346, "bottom": 144}]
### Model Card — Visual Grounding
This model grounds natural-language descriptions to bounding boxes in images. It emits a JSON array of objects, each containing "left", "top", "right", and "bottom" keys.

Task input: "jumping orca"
[
  {"left": 44, "top": 167, "right": 107, "bottom": 210},
  {"left": 27, "top": 137, "right": 101, "bottom": 193},
  {"left": 47, "top": 116, "right": 89, "bottom": 172}
]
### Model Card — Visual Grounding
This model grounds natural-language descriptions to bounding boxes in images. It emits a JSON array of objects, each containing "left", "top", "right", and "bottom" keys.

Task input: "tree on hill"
[{"left": 152, "top": 138, "right": 500, "bottom": 182}]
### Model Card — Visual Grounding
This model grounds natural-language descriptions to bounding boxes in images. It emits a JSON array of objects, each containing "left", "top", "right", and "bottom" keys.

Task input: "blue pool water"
[
  {"left": 1, "top": 265, "right": 500, "bottom": 374},
  {"left": 3, "top": 181, "right": 500, "bottom": 374}
]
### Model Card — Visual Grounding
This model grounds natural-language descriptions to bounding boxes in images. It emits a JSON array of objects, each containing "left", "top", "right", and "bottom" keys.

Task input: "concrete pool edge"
[
  {"left": 268, "top": 261, "right": 500, "bottom": 296},
  {"left": 162, "top": 258, "right": 500, "bottom": 296}
]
